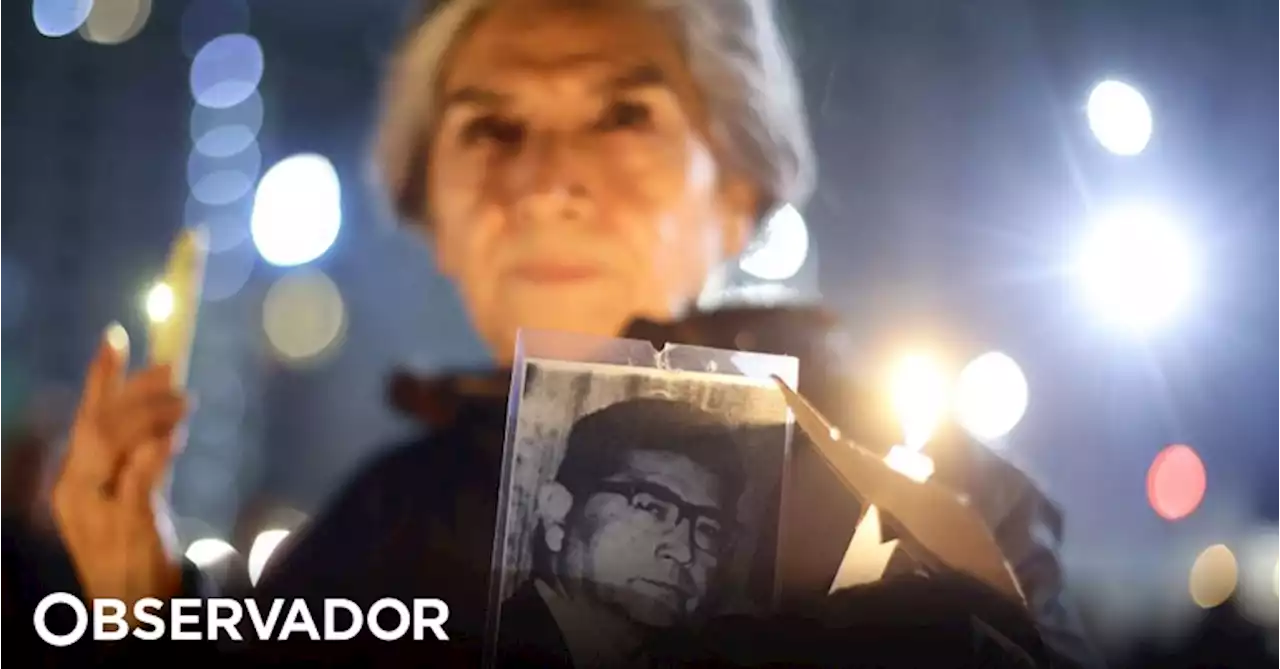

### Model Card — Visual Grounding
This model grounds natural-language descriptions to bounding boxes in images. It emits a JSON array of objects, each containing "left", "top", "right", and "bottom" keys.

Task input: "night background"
[{"left": 3, "top": 0, "right": 1276, "bottom": 665}]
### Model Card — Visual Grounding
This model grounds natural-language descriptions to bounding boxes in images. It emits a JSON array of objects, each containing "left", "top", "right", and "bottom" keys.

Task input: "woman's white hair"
[{"left": 374, "top": 0, "right": 815, "bottom": 226}]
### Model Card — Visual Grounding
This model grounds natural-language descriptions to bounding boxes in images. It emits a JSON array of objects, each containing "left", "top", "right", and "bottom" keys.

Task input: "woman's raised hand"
[{"left": 51, "top": 323, "right": 189, "bottom": 607}]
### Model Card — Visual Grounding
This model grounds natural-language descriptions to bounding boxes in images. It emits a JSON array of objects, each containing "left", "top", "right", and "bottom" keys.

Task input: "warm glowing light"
[
  {"left": 262, "top": 270, "right": 348, "bottom": 364},
  {"left": 889, "top": 353, "right": 951, "bottom": 450},
  {"left": 1189, "top": 544, "right": 1239, "bottom": 609},
  {"left": 79, "top": 0, "right": 151, "bottom": 45},
  {"left": 884, "top": 444, "right": 934, "bottom": 483},
  {"left": 145, "top": 282, "right": 175, "bottom": 323}
]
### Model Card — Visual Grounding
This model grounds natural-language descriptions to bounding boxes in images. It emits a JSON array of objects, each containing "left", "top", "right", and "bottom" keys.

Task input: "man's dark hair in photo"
[{"left": 555, "top": 397, "right": 747, "bottom": 512}]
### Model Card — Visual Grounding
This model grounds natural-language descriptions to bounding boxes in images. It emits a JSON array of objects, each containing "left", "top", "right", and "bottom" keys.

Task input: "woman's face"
[{"left": 425, "top": 0, "right": 756, "bottom": 361}]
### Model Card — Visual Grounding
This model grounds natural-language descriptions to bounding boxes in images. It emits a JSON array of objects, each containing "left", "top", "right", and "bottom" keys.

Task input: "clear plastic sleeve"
[{"left": 484, "top": 329, "right": 798, "bottom": 668}]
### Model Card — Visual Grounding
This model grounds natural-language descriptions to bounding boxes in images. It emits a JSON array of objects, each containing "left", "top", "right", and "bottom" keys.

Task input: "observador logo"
[{"left": 33, "top": 593, "right": 450, "bottom": 646}]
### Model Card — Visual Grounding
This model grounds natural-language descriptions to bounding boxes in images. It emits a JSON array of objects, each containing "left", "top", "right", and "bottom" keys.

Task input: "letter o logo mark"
[
  {"left": 367, "top": 598, "right": 410, "bottom": 641},
  {"left": 34, "top": 593, "right": 88, "bottom": 647}
]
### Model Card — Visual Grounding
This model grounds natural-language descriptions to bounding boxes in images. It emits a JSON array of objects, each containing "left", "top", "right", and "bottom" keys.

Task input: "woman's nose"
[{"left": 507, "top": 131, "right": 590, "bottom": 227}]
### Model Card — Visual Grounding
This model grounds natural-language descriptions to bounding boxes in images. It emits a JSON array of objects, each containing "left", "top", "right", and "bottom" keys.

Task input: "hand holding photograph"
[{"left": 486, "top": 331, "right": 797, "bottom": 669}]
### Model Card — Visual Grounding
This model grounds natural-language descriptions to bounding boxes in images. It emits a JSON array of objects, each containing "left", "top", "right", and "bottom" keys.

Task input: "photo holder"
[{"left": 484, "top": 329, "right": 799, "bottom": 668}]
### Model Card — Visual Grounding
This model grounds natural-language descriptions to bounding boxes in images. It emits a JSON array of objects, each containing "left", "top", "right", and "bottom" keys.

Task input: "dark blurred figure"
[
  {"left": 670, "top": 575, "right": 1051, "bottom": 668},
  {"left": 1121, "top": 599, "right": 1275, "bottom": 669},
  {"left": 3, "top": 425, "right": 72, "bottom": 658},
  {"left": 2, "top": 426, "right": 54, "bottom": 524}
]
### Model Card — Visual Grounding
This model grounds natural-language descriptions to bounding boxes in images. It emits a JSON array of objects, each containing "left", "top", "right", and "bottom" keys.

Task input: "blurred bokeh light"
[
  {"left": 1189, "top": 544, "right": 1239, "bottom": 609},
  {"left": 251, "top": 154, "right": 343, "bottom": 267},
  {"left": 184, "top": 537, "right": 237, "bottom": 569},
  {"left": 1236, "top": 529, "right": 1280, "bottom": 626},
  {"left": 184, "top": 197, "right": 252, "bottom": 254},
  {"left": 1087, "top": 79, "right": 1153, "bottom": 156},
  {"left": 1147, "top": 444, "right": 1207, "bottom": 521},
  {"left": 144, "top": 281, "right": 174, "bottom": 323},
  {"left": 32, "top": 0, "right": 93, "bottom": 38},
  {"left": 181, "top": 22, "right": 265, "bottom": 313},
  {"left": 190, "top": 91, "right": 263, "bottom": 158},
  {"left": 954, "top": 351, "right": 1029, "bottom": 443},
  {"left": 190, "top": 33, "right": 264, "bottom": 110},
  {"left": 78, "top": 0, "right": 151, "bottom": 45},
  {"left": 187, "top": 142, "right": 262, "bottom": 206},
  {"left": 201, "top": 242, "right": 258, "bottom": 302},
  {"left": 187, "top": 365, "right": 247, "bottom": 445},
  {"left": 889, "top": 352, "right": 951, "bottom": 450},
  {"left": 739, "top": 204, "right": 810, "bottom": 282},
  {"left": 262, "top": 269, "right": 348, "bottom": 364},
  {"left": 247, "top": 529, "right": 289, "bottom": 587},
  {"left": 1077, "top": 203, "right": 1195, "bottom": 334}
]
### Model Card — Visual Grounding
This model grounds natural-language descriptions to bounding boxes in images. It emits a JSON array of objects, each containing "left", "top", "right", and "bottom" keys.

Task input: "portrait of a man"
[{"left": 490, "top": 360, "right": 789, "bottom": 668}]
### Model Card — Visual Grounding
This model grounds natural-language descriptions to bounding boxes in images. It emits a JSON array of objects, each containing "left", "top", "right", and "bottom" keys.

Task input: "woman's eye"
[
  {"left": 596, "top": 101, "right": 652, "bottom": 132},
  {"left": 460, "top": 116, "right": 525, "bottom": 147}
]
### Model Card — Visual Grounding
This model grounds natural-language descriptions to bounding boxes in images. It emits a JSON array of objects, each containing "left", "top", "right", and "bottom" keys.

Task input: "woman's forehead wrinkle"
[
  {"left": 447, "top": 3, "right": 683, "bottom": 85},
  {"left": 450, "top": 57, "right": 669, "bottom": 97},
  {"left": 441, "top": 70, "right": 680, "bottom": 133},
  {"left": 435, "top": 2, "right": 708, "bottom": 133}
]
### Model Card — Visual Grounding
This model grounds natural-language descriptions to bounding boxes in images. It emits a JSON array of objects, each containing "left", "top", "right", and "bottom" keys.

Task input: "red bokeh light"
[{"left": 1147, "top": 444, "right": 1206, "bottom": 521}]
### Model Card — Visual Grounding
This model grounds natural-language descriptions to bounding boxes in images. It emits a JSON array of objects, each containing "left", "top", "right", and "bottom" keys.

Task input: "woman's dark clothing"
[
  {"left": 494, "top": 581, "right": 575, "bottom": 668},
  {"left": 9, "top": 306, "right": 1101, "bottom": 668}
]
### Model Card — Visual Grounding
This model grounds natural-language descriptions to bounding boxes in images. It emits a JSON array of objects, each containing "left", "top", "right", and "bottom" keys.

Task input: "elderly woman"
[{"left": 37, "top": 0, "right": 1098, "bottom": 666}]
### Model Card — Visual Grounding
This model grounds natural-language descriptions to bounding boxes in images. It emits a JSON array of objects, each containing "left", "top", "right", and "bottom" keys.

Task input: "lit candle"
[{"left": 147, "top": 227, "right": 208, "bottom": 389}]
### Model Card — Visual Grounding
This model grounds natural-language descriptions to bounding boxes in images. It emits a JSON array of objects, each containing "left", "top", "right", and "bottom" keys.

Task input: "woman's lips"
[{"left": 508, "top": 264, "right": 603, "bottom": 283}]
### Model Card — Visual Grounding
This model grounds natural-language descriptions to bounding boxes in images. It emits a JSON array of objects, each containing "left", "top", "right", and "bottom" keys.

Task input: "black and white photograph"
[{"left": 488, "top": 356, "right": 793, "bottom": 668}]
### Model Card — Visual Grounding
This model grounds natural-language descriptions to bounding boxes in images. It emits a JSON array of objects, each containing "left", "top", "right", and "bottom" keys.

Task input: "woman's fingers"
[
  {"left": 108, "top": 394, "right": 189, "bottom": 451},
  {"left": 102, "top": 364, "right": 183, "bottom": 443},
  {"left": 114, "top": 363, "right": 176, "bottom": 407},
  {"left": 82, "top": 323, "right": 130, "bottom": 416},
  {"left": 65, "top": 360, "right": 185, "bottom": 492},
  {"left": 109, "top": 361, "right": 187, "bottom": 449},
  {"left": 118, "top": 440, "right": 173, "bottom": 514},
  {"left": 65, "top": 325, "right": 131, "bottom": 483},
  {"left": 51, "top": 331, "right": 190, "bottom": 609}
]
